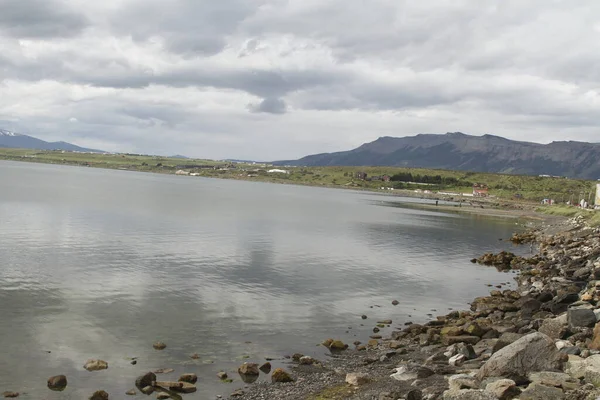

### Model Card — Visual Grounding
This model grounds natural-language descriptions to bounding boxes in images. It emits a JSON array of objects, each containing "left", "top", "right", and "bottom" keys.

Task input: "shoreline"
[{"left": 227, "top": 215, "right": 600, "bottom": 399}]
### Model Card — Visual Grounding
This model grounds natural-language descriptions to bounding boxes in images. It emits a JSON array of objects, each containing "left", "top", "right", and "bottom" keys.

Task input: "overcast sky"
[{"left": 1, "top": 1, "right": 599, "bottom": 159}]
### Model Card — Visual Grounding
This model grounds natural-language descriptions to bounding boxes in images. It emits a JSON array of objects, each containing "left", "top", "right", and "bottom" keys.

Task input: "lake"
[{"left": 0, "top": 161, "right": 524, "bottom": 399}]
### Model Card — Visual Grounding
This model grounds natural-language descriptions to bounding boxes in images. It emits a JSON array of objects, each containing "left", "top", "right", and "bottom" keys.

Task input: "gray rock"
[
  {"left": 484, "top": 379, "right": 520, "bottom": 400},
  {"left": 346, "top": 372, "right": 370, "bottom": 386},
  {"left": 528, "top": 371, "right": 579, "bottom": 390},
  {"left": 47, "top": 375, "right": 67, "bottom": 391},
  {"left": 539, "top": 317, "right": 568, "bottom": 340},
  {"left": 448, "top": 374, "right": 478, "bottom": 391},
  {"left": 519, "top": 382, "right": 565, "bottom": 399},
  {"left": 568, "top": 307, "right": 597, "bottom": 328},
  {"left": 405, "top": 389, "right": 422, "bottom": 400},
  {"left": 89, "top": 390, "right": 109, "bottom": 400},
  {"left": 83, "top": 359, "right": 108, "bottom": 372},
  {"left": 492, "top": 332, "right": 523, "bottom": 353},
  {"left": 135, "top": 372, "right": 156, "bottom": 391},
  {"left": 477, "top": 332, "right": 564, "bottom": 383},
  {"left": 442, "top": 389, "right": 495, "bottom": 400}
]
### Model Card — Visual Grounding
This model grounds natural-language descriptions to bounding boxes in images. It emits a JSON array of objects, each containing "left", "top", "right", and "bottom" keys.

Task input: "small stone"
[
  {"left": 405, "top": 389, "right": 422, "bottom": 400},
  {"left": 130, "top": 360, "right": 137, "bottom": 365},
  {"left": 448, "top": 374, "right": 478, "bottom": 391},
  {"left": 125, "top": 389, "right": 136, "bottom": 395},
  {"left": 83, "top": 359, "right": 108, "bottom": 371},
  {"left": 259, "top": 362, "right": 272, "bottom": 373},
  {"left": 217, "top": 371, "right": 228, "bottom": 380},
  {"left": 47, "top": 375, "right": 68, "bottom": 391},
  {"left": 299, "top": 356, "right": 317, "bottom": 365},
  {"left": 329, "top": 340, "right": 348, "bottom": 351},
  {"left": 392, "top": 300, "right": 399, "bottom": 306},
  {"left": 89, "top": 390, "right": 109, "bottom": 400},
  {"left": 140, "top": 386, "right": 154, "bottom": 395},
  {"left": 153, "top": 342, "right": 167, "bottom": 350},
  {"left": 178, "top": 373, "right": 197, "bottom": 384},
  {"left": 190, "top": 353, "right": 200, "bottom": 359},
  {"left": 361, "top": 315, "right": 368, "bottom": 319},
  {"left": 292, "top": 353, "right": 304, "bottom": 361},
  {"left": 368, "top": 339, "right": 379, "bottom": 347},
  {"left": 346, "top": 372, "right": 370, "bottom": 386},
  {"left": 2, "top": 392, "right": 18, "bottom": 398},
  {"left": 271, "top": 368, "right": 294, "bottom": 383},
  {"left": 230, "top": 389, "right": 244, "bottom": 397},
  {"left": 389, "top": 341, "right": 403, "bottom": 349},
  {"left": 378, "top": 319, "right": 392, "bottom": 324},
  {"left": 485, "top": 379, "right": 520, "bottom": 400},
  {"left": 153, "top": 368, "right": 174, "bottom": 374},
  {"left": 171, "top": 382, "right": 197, "bottom": 394},
  {"left": 157, "top": 394, "right": 170, "bottom": 400}
]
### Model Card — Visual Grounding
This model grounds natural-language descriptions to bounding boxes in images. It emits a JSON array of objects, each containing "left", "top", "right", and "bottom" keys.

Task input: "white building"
[
  {"left": 267, "top": 169, "right": 289, "bottom": 174},
  {"left": 595, "top": 183, "right": 600, "bottom": 207}
]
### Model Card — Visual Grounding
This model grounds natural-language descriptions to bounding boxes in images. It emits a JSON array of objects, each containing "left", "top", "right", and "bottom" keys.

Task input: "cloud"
[
  {"left": 1, "top": 0, "right": 600, "bottom": 159},
  {"left": 0, "top": 0, "right": 88, "bottom": 38},
  {"left": 248, "top": 97, "right": 287, "bottom": 114}
]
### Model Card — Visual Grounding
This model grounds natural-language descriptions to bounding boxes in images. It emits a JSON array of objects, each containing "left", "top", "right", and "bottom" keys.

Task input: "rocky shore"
[{"left": 227, "top": 215, "right": 600, "bottom": 400}]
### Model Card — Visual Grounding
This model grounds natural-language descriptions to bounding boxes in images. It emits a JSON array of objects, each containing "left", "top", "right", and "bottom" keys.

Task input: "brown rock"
[
  {"left": 47, "top": 375, "right": 68, "bottom": 391},
  {"left": 589, "top": 322, "right": 600, "bottom": 350},
  {"left": 153, "top": 368, "right": 174, "bottom": 374},
  {"left": 171, "top": 382, "right": 197, "bottom": 394},
  {"left": 125, "top": 389, "right": 136, "bottom": 395},
  {"left": 178, "top": 373, "right": 197, "bottom": 384},
  {"left": 153, "top": 342, "right": 167, "bottom": 350},
  {"left": 392, "top": 300, "right": 399, "bottom": 306},
  {"left": 217, "top": 371, "right": 228, "bottom": 380},
  {"left": 2, "top": 392, "right": 18, "bottom": 398},
  {"left": 259, "top": 362, "right": 272, "bottom": 373},
  {"left": 156, "top": 394, "right": 170, "bottom": 400},
  {"left": 140, "top": 386, "right": 154, "bottom": 395},
  {"left": 271, "top": 368, "right": 294, "bottom": 383},
  {"left": 238, "top": 363, "right": 259, "bottom": 376},
  {"left": 89, "top": 390, "right": 109, "bottom": 400},
  {"left": 329, "top": 340, "right": 347, "bottom": 351},
  {"left": 368, "top": 339, "right": 379, "bottom": 347},
  {"left": 83, "top": 359, "right": 108, "bottom": 372},
  {"left": 442, "top": 335, "right": 480, "bottom": 345},
  {"left": 345, "top": 372, "right": 370, "bottom": 386}
]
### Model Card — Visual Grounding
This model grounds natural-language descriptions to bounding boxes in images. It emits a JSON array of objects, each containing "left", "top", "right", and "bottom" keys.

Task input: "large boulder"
[
  {"left": 568, "top": 307, "right": 597, "bottom": 329},
  {"left": 477, "top": 332, "right": 564, "bottom": 383},
  {"left": 135, "top": 372, "right": 156, "bottom": 391},
  {"left": 519, "top": 382, "right": 564, "bottom": 399},
  {"left": 538, "top": 317, "right": 568, "bottom": 340},
  {"left": 271, "top": 368, "right": 294, "bottom": 383}
]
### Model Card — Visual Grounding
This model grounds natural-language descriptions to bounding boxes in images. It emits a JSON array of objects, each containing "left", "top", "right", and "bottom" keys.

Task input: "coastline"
[{"left": 226, "top": 215, "right": 600, "bottom": 400}]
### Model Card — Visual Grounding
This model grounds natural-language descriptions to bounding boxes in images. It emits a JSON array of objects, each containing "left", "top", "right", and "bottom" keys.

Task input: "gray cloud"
[
  {"left": 1, "top": 0, "right": 600, "bottom": 159},
  {"left": 248, "top": 97, "right": 287, "bottom": 114},
  {"left": 0, "top": 0, "right": 88, "bottom": 38}
]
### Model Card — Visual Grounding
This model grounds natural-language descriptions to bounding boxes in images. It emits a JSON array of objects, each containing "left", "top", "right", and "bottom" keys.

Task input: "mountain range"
[
  {"left": 0, "top": 129, "right": 103, "bottom": 153},
  {"left": 275, "top": 132, "right": 600, "bottom": 180}
]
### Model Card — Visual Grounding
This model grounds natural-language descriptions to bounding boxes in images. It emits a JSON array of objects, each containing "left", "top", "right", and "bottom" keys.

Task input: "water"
[{"left": 0, "top": 161, "right": 524, "bottom": 399}]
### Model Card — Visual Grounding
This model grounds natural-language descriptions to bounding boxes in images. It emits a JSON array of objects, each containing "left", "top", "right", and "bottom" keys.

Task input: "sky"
[{"left": 1, "top": 0, "right": 600, "bottom": 160}]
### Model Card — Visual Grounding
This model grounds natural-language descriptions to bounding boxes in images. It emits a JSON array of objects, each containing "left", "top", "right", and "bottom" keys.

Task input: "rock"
[
  {"left": 392, "top": 300, "right": 399, "bottom": 306},
  {"left": 125, "top": 389, "right": 136, "bottom": 395},
  {"left": 89, "top": 390, "right": 109, "bottom": 400},
  {"left": 47, "top": 375, "right": 67, "bottom": 391},
  {"left": 492, "top": 332, "right": 523, "bottom": 353},
  {"left": 345, "top": 372, "right": 370, "bottom": 386},
  {"left": 519, "top": 382, "right": 565, "bottom": 399},
  {"left": 259, "top": 362, "right": 272, "bottom": 373},
  {"left": 378, "top": 319, "right": 392, "bottom": 324},
  {"left": 528, "top": 371, "right": 578, "bottom": 390},
  {"left": 441, "top": 326, "right": 465, "bottom": 336},
  {"left": 539, "top": 317, "right": 568, "bottom": 340},
  {"left": 405, "top": 389, "right": 423, "bottom": 400},
  {"left": 178, "top": 373, "right": 197, "bottom": 384},
  {"left": 140, "top": 386, "right": 154, "bottom": 395},
  {"left": 442, "top": 336, "right": 480, "bottom": 345},
  {"left": 217, "top": 371, "right": 228, "bottom": 380},
  {"left": 465, "top": 322, "right": 486, "bottom": 337},
  {"left": 389, "top": 341, "right": 403, "bottom": 349},
  {"left": 477, "top": 332, "right": 564, "bottom": 383},
  {"left": 156, "top": 394, "right": 170, "bottom": 400},
  {"left": 328, "top": 340, "right": 348, "bottom": 351},
  {"left": 361, "top": 315, "right": 367, "bottom": 319},
  {"left": 448, "top": 374, "right": 478, "bottom": 391},
  {"left": 83, "top": 359, "right": 108, "bottom": 371},
  {"left": 153, "top": 342, "right": 166, "bottom": 350},
  {"left": 568, "top": 307, "right": 597, "bottom": 328},
  {"left": 171, "top": 382, "right": 197, "bottom": 394},
  {"left": 442, "top": 389, "right": 495, "bottom": 400},
  {"left": 390, "top": 366, "right": 417, "bottom": 381},
  {"left": 449, "top": 354, "right": 466, "bottom": 366},
  {"left": 135, "top": 372, "right": 156, "bottom": 391},
  {"left": 230, "top": 389, "right": 244, "bottom": 397},
  {"left": 292, "top": 353, "right": 304, "bottom": 361},
  {"left": 299, "top": 356, "right": 317, "bottom": 365},
  {"left": 238, "top": 363, "right": 259, "bottom": 376},
  {"left": 271, "top": 368, "right": 294, "bottom": 383},
  {"left": 190, "top": 353, "right": 200, "bottom": 359},
  {"left": 2, "top": 392, "right": 18, "bottom": 398},
  {"left": 589, "top": 322, "right": 600, "bottom": 350},
  {"left": 484, "top": 379, "right": 520, "bottom": 400},
  {"left": 153, "top": 368, "right": 174, "bottom": 374}
]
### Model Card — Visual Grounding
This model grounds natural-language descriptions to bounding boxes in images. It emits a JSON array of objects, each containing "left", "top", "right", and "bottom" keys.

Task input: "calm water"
[{"left": 0, "top": 161, "right": 524, "bottom": 399}]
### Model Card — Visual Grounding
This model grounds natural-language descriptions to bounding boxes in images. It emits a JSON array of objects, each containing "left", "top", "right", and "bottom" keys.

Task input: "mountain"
[
  {"left": 0, "top": 129, "right": 104, "bottom": 153},
  {"left": 274, "top": 132, "right": 600, "bottom": 180}
]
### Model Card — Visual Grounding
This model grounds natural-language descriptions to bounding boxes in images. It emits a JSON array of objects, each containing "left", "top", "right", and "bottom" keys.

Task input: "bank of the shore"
[{"left": 226, "top": 215, "right": 600, "bottom": 400}]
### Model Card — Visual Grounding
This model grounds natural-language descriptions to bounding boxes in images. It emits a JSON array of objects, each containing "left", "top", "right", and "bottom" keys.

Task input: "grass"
[
  {"left": 0, "top": 147, "right": 598, "bottom": 204},
  {"left": 536, "top": 205, "right": 600, "bottom": 226}
]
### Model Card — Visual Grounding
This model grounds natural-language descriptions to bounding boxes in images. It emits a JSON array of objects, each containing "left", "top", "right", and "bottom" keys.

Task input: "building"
[
  {"left": 355, "top": 172, "right": 368, "bottom": 180},
  {"left": 267, "top": 169, "right": 290, "bottom": 174},
  {"left": 473, "top": 184, "right": 489, "bottom": 197},
  {"left": 595, "top": 183, "right": 600, "bottom": 207}
]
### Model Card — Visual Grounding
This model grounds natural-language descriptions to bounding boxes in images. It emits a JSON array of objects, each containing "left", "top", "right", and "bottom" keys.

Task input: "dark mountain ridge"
[
  {"left": 274, "top": 132, "right": 600, "bottom": 180},
  {"left": 0, "top": 129, "right": 104, "bottom": 153}
]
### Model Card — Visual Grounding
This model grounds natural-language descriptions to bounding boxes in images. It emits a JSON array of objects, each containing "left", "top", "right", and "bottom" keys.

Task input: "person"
[{"left": 436, "top": 200, "right": 438, "bottom": 206}]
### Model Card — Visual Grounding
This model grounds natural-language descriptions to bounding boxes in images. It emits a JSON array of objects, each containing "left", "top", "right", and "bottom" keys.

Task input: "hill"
[
  {"left": 0, "top": 129, "right": 104, "bottom": 153},
  {"left": 275, "top": 132, "right": 600, "bottom": 180}
]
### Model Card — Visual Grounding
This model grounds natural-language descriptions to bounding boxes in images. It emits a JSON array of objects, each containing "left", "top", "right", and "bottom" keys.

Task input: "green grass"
[
  {"left": 537, "top": 205, "right": 600, "bottom": 226},
  {"left": 0, "top": 147, "right": 597, "bottom": 204}
]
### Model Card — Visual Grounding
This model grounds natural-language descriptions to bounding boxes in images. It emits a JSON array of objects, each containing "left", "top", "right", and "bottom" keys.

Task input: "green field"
[{"left": 0, "top": 147, "right": 597, "bottom": 205}]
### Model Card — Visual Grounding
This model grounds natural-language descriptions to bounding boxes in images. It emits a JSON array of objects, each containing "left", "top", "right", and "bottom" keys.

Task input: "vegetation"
[
  {"left": 0, "top": 147, "right": 597, "bottom": 205},
  {"left": 536, "top": 205, "right": 600, "bottom": 227}
]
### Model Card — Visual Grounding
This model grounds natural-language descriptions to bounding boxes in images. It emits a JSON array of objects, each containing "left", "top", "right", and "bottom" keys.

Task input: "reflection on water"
[{"left": 0, "top": 161, "right": 522, "bottom": 399}]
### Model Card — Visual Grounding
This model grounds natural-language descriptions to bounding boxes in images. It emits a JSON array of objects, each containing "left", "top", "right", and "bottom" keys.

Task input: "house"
[
  {"left": 473, "top": 183, "right": 489, "bottom": 197},
  {"left": 382, "top": 175, "right": 391, "bottom": 182},
  {"left": 595, "top": 183, "right": 600, "bottom": 206},
  {"left": 267, "top": 169, "right": 290, "bottom": 174},
  {"left": 355, "top": 172, "right": 368, "bottom": 180}
]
